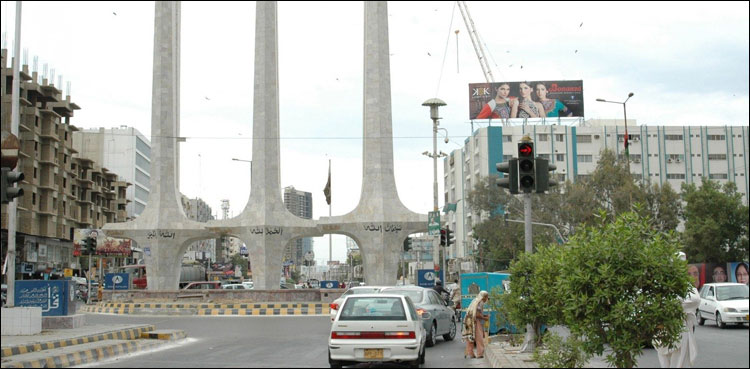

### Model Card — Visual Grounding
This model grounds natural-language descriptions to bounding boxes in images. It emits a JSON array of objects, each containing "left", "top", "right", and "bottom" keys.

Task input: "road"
[
  {"left": 81, "top": 314, "right": 748, "bottom": 368},
  {"left": 82, "top": 314, "right": 485, "bottom": 368}
]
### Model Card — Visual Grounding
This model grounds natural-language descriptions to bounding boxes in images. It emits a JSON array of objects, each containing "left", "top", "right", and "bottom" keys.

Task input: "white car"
[
  {"left": 328, "top": 294, "right": 426, "bottom": 368},
  {"left": 697, "top": 283, "right": 749, "bottom": 328},
  {"left": 329, "top": 286, "right": 388, "bottom": 321},
  {"left": 222, "top": 283, "right": 251, "bottom": 290}
]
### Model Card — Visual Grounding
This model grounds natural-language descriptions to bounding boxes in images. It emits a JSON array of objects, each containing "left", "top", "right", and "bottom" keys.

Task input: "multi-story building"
[
  {"left": 180, "top": 195, "right": 217, "bottom": 262},
  {"left": 283, "top": 186, "right": 313, "bottom": 270},
  {"left": 1, "top": 48, "right": 130, "bottom": 279},
  {"left": 73, "top": 126, "right": 151, "bottom": 218},
  {"left": 443, "top": 121, "right": 749, "bottom": 274}
]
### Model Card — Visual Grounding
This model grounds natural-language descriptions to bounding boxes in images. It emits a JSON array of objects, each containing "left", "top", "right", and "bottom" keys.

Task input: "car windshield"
[
  {"left": 338, "top": 297, "right": 407, "bottom": 321},
  {"left": 381, "top": 289, "right": 424, "bottom": 304},
  {"left": 716, "top": 285, "right": 749, "bottom": 301},
  {"left": 343, "top": 287, "right": 382, "bottom": 297}
]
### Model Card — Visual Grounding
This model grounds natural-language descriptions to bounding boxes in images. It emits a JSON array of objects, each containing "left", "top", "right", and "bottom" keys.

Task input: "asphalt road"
[
  {"left": 81, "top": 314, "right": 748, "bottom": 368},
  {"left": 82, "top": 314, "right": 486, "bottom": 368}
]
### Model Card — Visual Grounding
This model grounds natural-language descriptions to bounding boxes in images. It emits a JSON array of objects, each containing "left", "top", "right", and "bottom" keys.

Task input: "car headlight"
[{"left": 723, "top": 307, "right": 738, "bottom": 313}]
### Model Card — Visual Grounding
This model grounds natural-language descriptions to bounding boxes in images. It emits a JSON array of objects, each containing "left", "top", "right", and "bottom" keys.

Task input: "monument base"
[
  {"left": 42, "top": 314, "right": 86, "bottom": 329},
  {"left": 1, "top": 307, "right": 42, "bottom": 335}
]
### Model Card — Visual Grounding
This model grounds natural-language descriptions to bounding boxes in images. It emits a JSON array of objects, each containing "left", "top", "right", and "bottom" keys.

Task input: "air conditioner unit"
[
  {"left": 634, "top": 158, "right": 641, "bottom": 163},
  {"left": 594, "top": 135, "right": 600, "bottom": 139},
  {"left": 676, "top": 159, "right": 682, "bottom": 163},
  {"left": 668, "top": 158, "right": 673, "bottom": 163}
]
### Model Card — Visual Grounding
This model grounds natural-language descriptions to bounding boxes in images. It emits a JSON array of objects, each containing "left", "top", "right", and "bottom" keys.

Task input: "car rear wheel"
[
  {"left": 716, "top": 312, "right": 726, "bottom": 329},
  {"left": 697, "top": 309, "right": 705, "bottom": 326},
  {"left": 328, "top": 349, "right": 342, "bottom": 368},
  {"left": 443, "top": 317, "right": 456, "bottom": 341},
  {"left": 426, "top": 322, "right": 437, "bottom": 347}
]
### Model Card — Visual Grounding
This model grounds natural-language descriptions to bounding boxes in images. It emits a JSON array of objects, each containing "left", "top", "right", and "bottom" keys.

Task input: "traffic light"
[
  {"left": 445, "top": 228, "right": 454, "bottom": 247},
  {"left": 440, "top": 228, "right": 447, "bottom": 247},
  {"left": 403, "top": 237, "right": 412, "bottom": 252},
  {"left": 80, "top": 237, "right": 90, "bottom": 256},
  {"left": 534, "top": 158, "right": 558, "bottom": 193},
  {"left": 496, "top": 159, "right": 518, "bottom": 194},
  {"left": 88, "top": 236, "right": 97, "bottom": 255},
  {"left": 1, "top": 167, "right": 25, "bottom": 204},
  {"left": 517, "top": 142, "right": 535, "bottom": 193}
]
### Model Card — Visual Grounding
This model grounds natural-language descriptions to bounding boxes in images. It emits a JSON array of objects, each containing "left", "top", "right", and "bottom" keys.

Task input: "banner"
[
  {"left": 73, "top": 229, "right": 132, "bottom": 256},
  {"left": 469, "top": 80, "right": 584, "bottom": 120}
]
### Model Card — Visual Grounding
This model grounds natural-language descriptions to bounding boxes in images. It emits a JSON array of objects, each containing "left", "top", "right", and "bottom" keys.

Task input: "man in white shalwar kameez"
[{"left": 655, "top": 252, "right": 700, "bottom": 368}]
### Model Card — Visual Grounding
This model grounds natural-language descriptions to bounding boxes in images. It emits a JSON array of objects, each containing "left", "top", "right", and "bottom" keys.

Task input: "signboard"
[
  {"left": 308, "top": 279, "right": 320, "bottom": 289},
  {"left": 15, "top": 280, "right": 75, "bottom": 316},
  {"left": 73, "top": 229, "right": 132, "bottom": 256},
  {"left": 104, "top": 273, "right": 130, "bottom": 290},
  {"left": 320, "top": 280, "right": 340, "bottom": 289},
  {"left": 417, "top": 269, "right": 444, "bottom": 288},
  {"left": 428, "top": 211, "right": 441, "bottom": 236},
  {"left": 469, "top": 80, "right": 584, "bottom": 119}
]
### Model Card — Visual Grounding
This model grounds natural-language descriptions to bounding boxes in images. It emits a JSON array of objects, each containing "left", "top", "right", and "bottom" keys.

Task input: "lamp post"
[
  {"left": 596, "top": 93, "right": 634, "bottom": 172},
  {"left": 231, "top": 158, "right": 252, "bottom": 185},
  {"left": 422, "top": 98, "right": 448, "bottom": 282}
]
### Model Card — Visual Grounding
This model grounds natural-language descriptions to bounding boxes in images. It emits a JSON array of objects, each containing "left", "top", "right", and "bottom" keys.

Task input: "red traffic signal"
[{"left": 518, "top": 143, "right": 533, "bottom": 157}]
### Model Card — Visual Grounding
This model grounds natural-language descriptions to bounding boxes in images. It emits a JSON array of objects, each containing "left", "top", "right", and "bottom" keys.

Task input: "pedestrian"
[
  {"left": 433, "top": 280, "right": 449, "bottom": 303},
  {"left": 655, "top": 252, "right": 700, "bottom": 368},
  {"left": 463, "top": 290, "right": 490, "bottom": 359},
  {"left": 340, "top": 281, "right": 346, "bottom": 289}
]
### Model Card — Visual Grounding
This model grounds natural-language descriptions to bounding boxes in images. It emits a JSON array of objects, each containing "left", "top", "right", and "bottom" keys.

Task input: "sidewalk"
[
  {"left": 80, "top": 301, "right": 330, "bottom": 316},
  {"left": 484, "top": 339, "right": 611, "bottom": 368}
]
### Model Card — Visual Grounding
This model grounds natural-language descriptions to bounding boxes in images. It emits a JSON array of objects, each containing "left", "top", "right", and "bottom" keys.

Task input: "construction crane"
[{"left": 457, "top": 1, "right": 495, "bottom": 83}]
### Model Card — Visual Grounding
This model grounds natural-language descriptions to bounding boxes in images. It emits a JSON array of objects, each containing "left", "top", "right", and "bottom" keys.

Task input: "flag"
[{"left": 323, "top": 163, "right": 331, "bottom": 205}]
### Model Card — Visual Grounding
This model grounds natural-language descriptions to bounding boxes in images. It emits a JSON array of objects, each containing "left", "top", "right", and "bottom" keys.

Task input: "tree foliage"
[
  {"left": 681, "top": 179, "right": 749, "bottom": 263},
  {"left": 499, "top": 211, "right": 693, "bottom": 368}
]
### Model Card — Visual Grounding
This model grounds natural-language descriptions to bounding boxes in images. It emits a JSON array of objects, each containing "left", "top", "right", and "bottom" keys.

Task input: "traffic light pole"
[{"left": 522, "top": 192, "right": 535, "bottom": 352}]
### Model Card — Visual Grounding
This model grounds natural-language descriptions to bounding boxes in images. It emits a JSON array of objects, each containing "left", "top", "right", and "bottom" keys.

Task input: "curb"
[
  {"left": 1, "top": 325, "right": 155, "bottom": 358},
  {"left": 1, "top": 339, "right": 168, "bottom": 368},
  {"left": 80, "top": 303, "right": 329, "bottom": 316}
]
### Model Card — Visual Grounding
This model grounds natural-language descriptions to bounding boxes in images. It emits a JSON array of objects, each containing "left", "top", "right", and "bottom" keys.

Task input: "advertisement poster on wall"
[
  {"left": 468, "top": 80, "right": 584, "bottom": 120},
  {"left": 73, "top": 229, "right": 132, "bottom": 256}
]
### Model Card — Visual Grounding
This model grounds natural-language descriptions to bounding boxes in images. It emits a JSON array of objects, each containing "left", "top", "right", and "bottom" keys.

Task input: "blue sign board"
[
  {"left": 417, "top": 269, "right": 444, "bottom": 288},
  {"left": 104, "top": 273, "right": 130, "bottom": 290},
  {"left": 15, "top": 280, "right": 75, "bottom": 316},
  {"left": 320, "top": 280, "right": 340, "bottom": 289}
]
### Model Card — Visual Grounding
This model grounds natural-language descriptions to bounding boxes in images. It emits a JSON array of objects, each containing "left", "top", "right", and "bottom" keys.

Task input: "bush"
[{"left": 533, "top": 332, "right": 590, "bottom": 368}]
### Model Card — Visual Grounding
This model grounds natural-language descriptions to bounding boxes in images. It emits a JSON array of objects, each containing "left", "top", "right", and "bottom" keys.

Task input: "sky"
[{"left": 2, "top": 1, "right": 748, "bottom": 265}]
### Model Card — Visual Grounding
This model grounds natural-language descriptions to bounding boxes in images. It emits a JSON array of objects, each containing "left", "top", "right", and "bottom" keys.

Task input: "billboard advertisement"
[
  {"left": 73, "top": 229, "right": 132, "bottom": 256},
  {"left": 688, "top": 262, "right": 749, "bottom": 289},
  {"left": 469, "top": 80, "right": 584, "bottom": 120}
]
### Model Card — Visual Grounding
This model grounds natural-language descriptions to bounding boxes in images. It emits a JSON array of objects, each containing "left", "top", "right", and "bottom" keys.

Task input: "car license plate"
[
  {"left": 745, "top": 314, "right": 749, "bottom": 321},
  {"left": 364, "top": 349, "right": 384, "bottom": 359}
]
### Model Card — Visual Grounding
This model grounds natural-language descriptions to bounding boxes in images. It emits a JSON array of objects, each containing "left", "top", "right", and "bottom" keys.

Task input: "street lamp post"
[
  {"left": 596, "top": 93, "right": 634, "bottom": 172},
  {"left": 422, "top": 98, "right": 448, "bottom": 283},
  {"left": 232, "top": 158, "right": 252, "bottom": 186}
]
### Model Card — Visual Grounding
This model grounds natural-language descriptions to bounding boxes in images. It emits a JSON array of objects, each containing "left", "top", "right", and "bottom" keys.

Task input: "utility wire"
[{"left": 434, "top": 2, "right": 456, "bottom": 97}]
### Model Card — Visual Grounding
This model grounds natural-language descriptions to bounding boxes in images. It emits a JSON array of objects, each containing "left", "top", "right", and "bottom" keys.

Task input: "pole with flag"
[{"left": 324, "top": 160, "right": 332, "bottom": 269}]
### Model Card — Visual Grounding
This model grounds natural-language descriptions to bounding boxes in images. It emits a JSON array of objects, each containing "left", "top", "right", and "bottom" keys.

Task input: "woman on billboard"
[
  {"left": 534, "top": 82, "right": 573, "bottom": 117},
  {"left": 475, "top": 83, "right": 517, "bottom": 119},
  {"left": 514, "top": 82, "right": 545, "bottom": 118}
]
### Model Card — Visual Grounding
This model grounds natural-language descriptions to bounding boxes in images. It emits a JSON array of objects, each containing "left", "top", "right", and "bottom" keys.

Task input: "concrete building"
[
  {"left": 443, "top": 121, "right": 750, "bottom": 275},
  {"left": 283, "top": 186, "right": 314, "bottom": 271},
  {"left": 73, "top": 126, "right": 151, "bottom": 218},
  {"left": 1, "top": 48, "right": 130, "bottom": 279},
  {"left": 180, "top": 195, "right": 217, "bottom": 262}
]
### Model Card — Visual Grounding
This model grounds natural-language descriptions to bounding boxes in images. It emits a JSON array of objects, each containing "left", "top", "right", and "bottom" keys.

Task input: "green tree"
[
  {"left": 641, "top": 182, "right": 681, "bottom": 232},
  {"left": 558, "top": 210, "right": 692, "bottom": 368},
  {"left": 681, "top": 179, "right": 749, "bottom": 263},
  {"left": 230, "top": 254, "right": 249, "bottom": 279}
]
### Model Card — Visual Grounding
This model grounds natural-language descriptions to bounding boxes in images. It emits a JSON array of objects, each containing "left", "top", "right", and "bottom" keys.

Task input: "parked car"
[
  {"left": 222, "top": 283, "right": 251, "bottom": 290},
  {"left": 380, "top": 286, "right": 457, "bottom": 347},
  {"left": 182, "top": 281, "right": 222, "bottom": 290},
  {"left": 328, "top": 294, "right": 426, "bottom": 368},
  {"left": 697, "top": 283, "right": 749, "bottom": 328},
  {"left": 242, "top": 281, "right": 254, "bottom": 289},
  {"left": 329, "top": 286, "right": 389, "bottom": 321}
]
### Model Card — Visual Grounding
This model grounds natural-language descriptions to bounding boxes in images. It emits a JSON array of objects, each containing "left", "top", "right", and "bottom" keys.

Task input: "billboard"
[
  {"left": 73, "top": 228, "right": 132, "bottom": 256},
  {"left": 469, "top": 80, "right": 584, "bottom": 120},
  {"left": 688, "top": 262, "right": 749, "bottom": 289}
]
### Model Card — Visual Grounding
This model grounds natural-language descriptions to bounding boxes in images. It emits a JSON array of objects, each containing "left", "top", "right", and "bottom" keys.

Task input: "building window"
[
  {"left": 556, "top": 154, "right": 565, "bottom": 162},
  {"left": 503, "top": 135, "right": 513, "bottom": 143},
  {"left": 136, "top": 153, "right": 151, "bottom": 172},
  {"left": 667, "top": 154, "right": 685, "bottom": 163},
  {"left": 578, "top": 155, "right": 593, "bottom": 163},
  {"left": 34, "top": 167, "right": 37, "bottom": 179},
  {"left": 538, "top": 154, "right": 550, "bottom": 160},
  {"left": 665, "top": 134, "right": 683, "bottom": 141},
  {"left": 136, "top": 136, "right": 151, "bottom": 158},
  {"left": 32, "top": 193, "right": 36, "bottom": 205},
  {"left": 556, "top": 134, "right": 565, "bottom": 142},
  {"left": 707, "top": 135, "right": 725, "bottom": 141},
  {"left": 576, "top": 135, "right": 592, "bottom": 143},
  {"left": 135, "top": 169, "right": 150, "bottom": 187},
  {"left": 709, "top": 173, "right": 728, "bottom": 179},
  {"left": 667, "top": 173, "right": 686, "bottom": 179},
  {"left": 135, "top": 185, "right": 149, "bottom": 202},
  {"left": 538, "top": 134, "right": 549, "bottom": 142},
  {"left": 503, "top": 155, "right": 513, "bottom": 161},
  {"left": 708, "top": 154, "right": 727, "bottom": 161}
]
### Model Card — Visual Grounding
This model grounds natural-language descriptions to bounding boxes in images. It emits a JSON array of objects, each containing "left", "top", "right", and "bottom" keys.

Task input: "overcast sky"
[{"left": 3, "top": 1, "right": 748, "bottom": 264}]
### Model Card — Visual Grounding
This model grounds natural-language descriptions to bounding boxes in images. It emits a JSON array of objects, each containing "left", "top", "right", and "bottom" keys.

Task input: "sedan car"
[
  {"left": 329, "top": 286, "right": 388, "bottom": 321},
  {"left": 329, "top": 294, "right": 426, "bottom": 368},
  {"left": 697, "top": 283, "right": 749, "bottom": 328},
  {"left": 222, "top": 283, "right": 251, "bottom": 290},
  {"left": 380, "top": 286, "right": 457, "bottom": 347}
]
